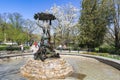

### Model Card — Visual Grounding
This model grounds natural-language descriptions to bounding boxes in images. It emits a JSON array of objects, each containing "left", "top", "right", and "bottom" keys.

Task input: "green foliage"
[
  {"left": 0, "top": 23, "right": 29, "bottom": 44},
  {"left": 95, "top": 47, "right": 99, "bottom": 52},
  {"left": 98, "top": 53, "right": 109, "bottom": 57},
  {"left": 0, "top": 46, "right": 7, "bottom": 50},
  {"left": 0, "top": 45, "right": 30, "bottom": 51},
  {"left": 24, "top": 46, "right": 30, "bottom": 50},
  {"left": 106, "top": 0, "right": 120, "bottom": 50},
  {"left": 83, "top": 52, "right": 97, "bottom": 55},
  {"left": 115, "top": 50, "right": 120, "bottom": 55},
  {"left": 0, "top": 44, "right": 7, "bottom": 46},
  {"left": 83, "top": 52, "right": 120, "bottom": 60},
  {"left": 78, "top": 0, "right": 114, "bottom": 48},
  {"left": 99, "top": 48, "right": 109, "bottom": 53},
  {"left": 98, "top": 43, "right": 120, "bottom": 55},
  {"left": 6, "top": 46, "right": 20, "bottom": 51},
  {"left": 98, "top": 53, "right": 120, "bottom": 60},
  {"left": 0, "top": 13, "right": 32, "bottom": 44},
  {"left": 0, "top": 46, "right": 19, "bottom": 51}
]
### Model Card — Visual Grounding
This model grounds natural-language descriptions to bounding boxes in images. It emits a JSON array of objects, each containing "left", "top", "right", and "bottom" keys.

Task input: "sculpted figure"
[{"left": 34, "top": 13, "right": 60, "bottom": 61}]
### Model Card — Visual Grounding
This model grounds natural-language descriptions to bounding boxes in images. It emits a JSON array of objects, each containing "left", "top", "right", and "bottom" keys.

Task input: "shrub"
[
  {"left": 107, "top": 55, "right": 120, "bottom": 60},
  {"left": 0, "top": 45, "right": 30, "bottom": 51},
  {"left": 82, "top": 51, "right": 120, "bottom": 60},
  {"left": 98, "top": 53, "right": 109, "bottom": 57},
  {"left": 6, "top": 46, "right": 20, "bottom": 51},
  {"left": 99, "top": 47, "right": 109, "bottom": 53},
  {"left": 0, "top": 46, "right": 6, "bottom": 50},
  {"left": 24, "top": 46, "right": 30, "bottom": 50},
  {"left": 83, "top": 52, "right": 97, "bottom": 55},
  {"left": 0, "top": 44, "right": 7, "bottom": 46},
  {"left": 95, "top": 47, "right": 99, "bottom": 52},
  {"left": 114, "top": 49, "right": 120, "bottom": 55}
]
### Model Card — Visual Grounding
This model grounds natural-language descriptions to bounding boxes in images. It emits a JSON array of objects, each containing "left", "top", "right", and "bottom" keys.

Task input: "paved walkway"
[{"left": 30, "top": 45, "right": 39, "bottom": 54}]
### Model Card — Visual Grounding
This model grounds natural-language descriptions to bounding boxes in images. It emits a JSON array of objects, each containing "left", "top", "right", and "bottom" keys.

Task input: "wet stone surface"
[
  {"left": 0, "top": 55, "right": 120, "bottom": 80},
  {"left": 0, "top": 59, "right": 27, "bottom": 80}
]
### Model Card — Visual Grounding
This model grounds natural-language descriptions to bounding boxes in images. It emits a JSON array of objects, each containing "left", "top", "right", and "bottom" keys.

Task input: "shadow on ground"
[{"left": 70, "top": 72, "right": 86, "bottom": 80}]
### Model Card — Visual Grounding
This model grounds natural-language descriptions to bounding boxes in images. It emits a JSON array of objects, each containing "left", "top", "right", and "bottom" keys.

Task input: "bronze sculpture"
[{"left": 34, "top": 12, "right": 60, "bottom": 61}]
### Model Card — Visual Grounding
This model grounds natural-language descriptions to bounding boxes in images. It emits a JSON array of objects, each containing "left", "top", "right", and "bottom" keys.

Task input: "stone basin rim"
[
  {"left": 61, "top": 53, "right": 120, "bottom": 70},
  {"left": 0, "top": 53, "right": 120, "bottom": 70}
]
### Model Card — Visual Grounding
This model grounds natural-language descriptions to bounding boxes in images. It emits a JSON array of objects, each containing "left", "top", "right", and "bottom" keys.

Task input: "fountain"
[
  {"left": 33, "top": 12, "right": 60, "bottom": 61},
  {"left": 20, "top": 12, "right": 73, "bottom": 80}
]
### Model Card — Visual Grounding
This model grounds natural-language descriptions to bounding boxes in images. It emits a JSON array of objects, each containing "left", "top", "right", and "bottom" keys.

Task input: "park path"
[{"left": 29, "top": 45, "right": 39, "bottom": 54}]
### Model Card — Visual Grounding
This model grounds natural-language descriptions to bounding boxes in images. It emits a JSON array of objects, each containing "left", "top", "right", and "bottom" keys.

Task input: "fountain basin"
[{"left": 0, "top": 55, "right": 120, "bottom": 80}]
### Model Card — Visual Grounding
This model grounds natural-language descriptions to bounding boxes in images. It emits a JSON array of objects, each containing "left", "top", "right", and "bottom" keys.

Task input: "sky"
[{"left": 0, "top": 0, "right": 81, "bottom": 20}]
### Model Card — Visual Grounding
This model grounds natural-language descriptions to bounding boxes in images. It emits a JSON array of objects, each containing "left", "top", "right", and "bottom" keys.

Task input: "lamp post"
[
  {"left": 1, "top": 23, "right": 6, "bottom": 43},
  {"left": 4, "top": 33, "right": 6, "bottom": 43},
  {"left": 54, "top": 33, "right": 56, "bottom": 48}
]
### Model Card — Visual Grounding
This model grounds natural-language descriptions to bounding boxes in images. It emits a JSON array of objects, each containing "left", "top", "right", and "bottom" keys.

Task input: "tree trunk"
[{"left": 113, "top": 3, "right": 120, "bottom": 51}]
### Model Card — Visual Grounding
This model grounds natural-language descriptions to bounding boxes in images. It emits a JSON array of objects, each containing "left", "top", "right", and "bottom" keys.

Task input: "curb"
[
  {"left": 0, "top": 53, "right": 120, "bottom": 70},
  {"left": 61, "top": 53, "right": 120, "bottom": 70}
]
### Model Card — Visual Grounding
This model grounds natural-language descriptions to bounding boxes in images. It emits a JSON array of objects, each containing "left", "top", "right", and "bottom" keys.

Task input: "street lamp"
[
  {"left": 1, "top": 23, "right": 6, "bottom": 43},
  {"left": 54, "top": 33, "right": 56, "bottom": 48}
]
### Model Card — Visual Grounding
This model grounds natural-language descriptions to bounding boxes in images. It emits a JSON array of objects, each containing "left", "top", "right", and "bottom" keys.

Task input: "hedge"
[{"left": 0, "top": 46, "right": 30, "bottom": 51}]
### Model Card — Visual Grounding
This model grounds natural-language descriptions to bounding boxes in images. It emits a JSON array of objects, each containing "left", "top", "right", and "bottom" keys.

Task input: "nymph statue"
[{"left": 34, "top": 12, "right": 60, "bottom": 61}]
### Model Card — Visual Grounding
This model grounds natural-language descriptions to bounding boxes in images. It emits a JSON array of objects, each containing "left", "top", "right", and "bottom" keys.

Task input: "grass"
[{"left": 82, "top": 52, "right": 120, "bottom": 60}]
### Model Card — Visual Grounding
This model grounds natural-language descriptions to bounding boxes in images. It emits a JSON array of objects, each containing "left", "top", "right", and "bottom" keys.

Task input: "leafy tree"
[
  {"left": 0, "top": 13, "right": 30, "bottom": 44},
  {"left": 79, "top": 0, "right": 113, "bottom": 49},
  {"left": 105, "top": 0, "right": 120, "bottom": 51}
]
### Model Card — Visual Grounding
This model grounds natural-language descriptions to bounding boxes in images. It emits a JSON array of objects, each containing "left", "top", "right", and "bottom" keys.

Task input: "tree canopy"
[
  {"left": 79, "top": 0, "right": 114, "bottom": 48},
  {"left": 0, "top": 13, "right": 38, "bottom": 44}
]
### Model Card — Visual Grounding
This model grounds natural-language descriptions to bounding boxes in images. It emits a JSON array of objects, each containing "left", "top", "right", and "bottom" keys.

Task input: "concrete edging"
[
  {"left": 61, "top": 53, "right": 120, "bottom": 70},
  {"left": 0, "top": 53, "right": 120, "bottom": 70}
]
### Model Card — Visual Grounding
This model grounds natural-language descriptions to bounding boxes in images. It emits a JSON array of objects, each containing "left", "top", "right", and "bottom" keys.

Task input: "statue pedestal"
[{"left": 20, "top": 58, "right": 73, "bottom": 80}]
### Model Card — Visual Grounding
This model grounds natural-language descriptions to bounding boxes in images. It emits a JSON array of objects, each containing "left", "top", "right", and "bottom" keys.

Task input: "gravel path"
[{"left": 0, "top": 55, "right": 120, "bottom": 80}]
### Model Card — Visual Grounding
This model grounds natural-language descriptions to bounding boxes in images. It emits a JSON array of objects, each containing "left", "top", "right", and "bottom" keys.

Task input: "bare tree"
[
  {"left": 24, "top": 19, "right": 38, "bottom": 44},
  {"left": 8, "top": 12, "right": 24, "bottom": 28},
  {"left": 49, "top": 3, "right": 79, "bottom": 44}
]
